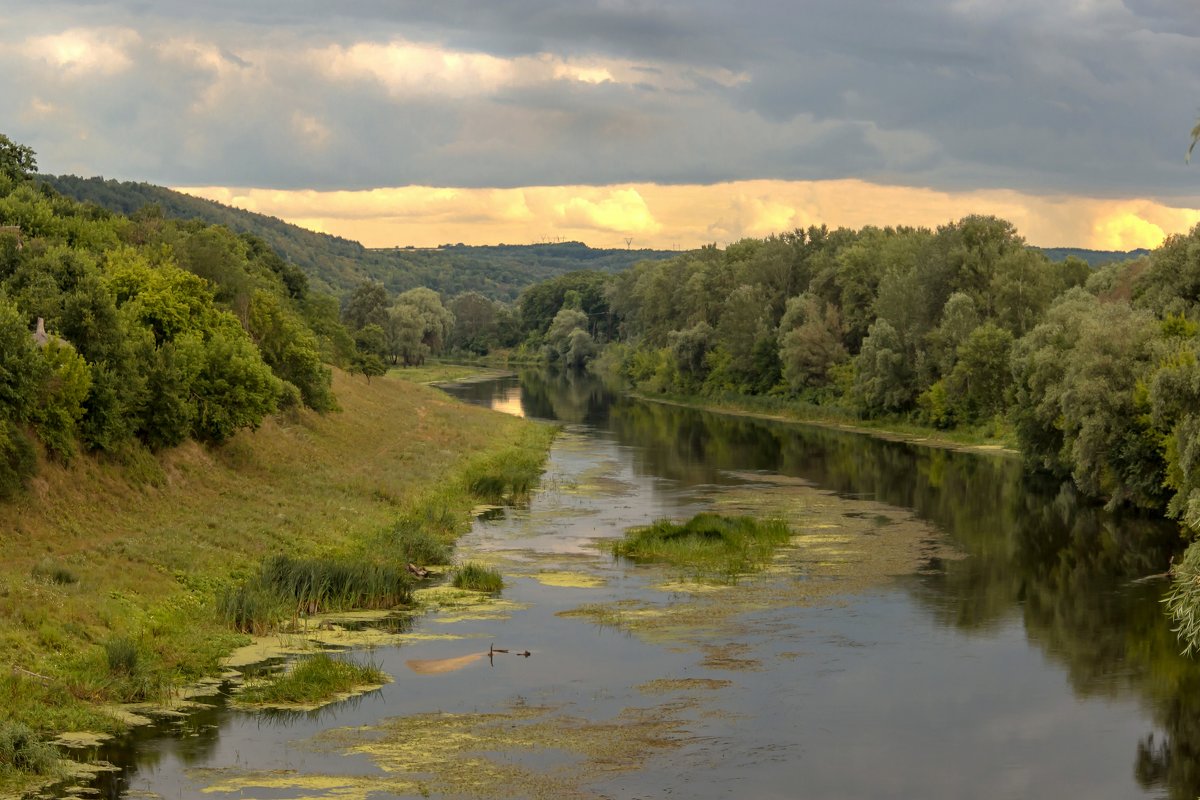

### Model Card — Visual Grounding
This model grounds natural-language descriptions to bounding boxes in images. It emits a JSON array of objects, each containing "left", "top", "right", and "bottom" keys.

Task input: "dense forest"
[{"left": 37, "top": 175, "right": 675, "bottom": 301}]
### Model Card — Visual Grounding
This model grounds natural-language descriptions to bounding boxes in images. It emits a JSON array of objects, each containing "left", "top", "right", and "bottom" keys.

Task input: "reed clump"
[
  {"left": 219, "top": 555, "right": 413, "bottom": 635},
  {"left": 0, "top": 721, "right": 59, "bottom": 778},
  {"left": 612, "top": 512, "right": 792, "bottom": 582},
  {"left": 462, "top": 447, "right": 546, "bottom": 504},
  {"left": 451, "top": 562, "right": 504, "bottom": 593}
]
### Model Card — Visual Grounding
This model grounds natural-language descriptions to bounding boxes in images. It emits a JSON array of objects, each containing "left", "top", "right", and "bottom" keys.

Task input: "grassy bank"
[
  {"left": 0, "top": 369, "right": 553, "bottom": 751},
  {"left": 635, "top": 391, "right": 1018, "bottom": 456},
  {"left": 387, "top": 363, "right": 514, "bottom": 385}
]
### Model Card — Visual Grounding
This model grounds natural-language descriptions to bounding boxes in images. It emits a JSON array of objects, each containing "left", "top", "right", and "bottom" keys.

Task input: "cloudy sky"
[{"left": 4, "top": 0, "right": 1199, "bottom": 249}]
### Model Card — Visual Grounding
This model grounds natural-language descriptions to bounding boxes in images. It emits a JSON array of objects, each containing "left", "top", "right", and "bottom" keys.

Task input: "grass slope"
[{"left": 0, "top": 369, "right": 552, "bottom": 736}]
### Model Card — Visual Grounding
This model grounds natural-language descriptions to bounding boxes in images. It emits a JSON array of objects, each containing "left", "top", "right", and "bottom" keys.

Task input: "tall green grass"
[
  {"left": 238, "top": 652, "right": 387, "bottom": 705},
  {"left": 219, "top": 555, "right": 413, "bottom": 634},
  {"left": 462, "top": 447, "right": 547, "bottom": 504},
  {"left": 451, "top": 563, "right": 504, "bottom": 593},
  {"left": 612, "top": 513, "right": 792, "bottom": 582},
  {"left": 0, "top": 721, "right": 59, "bottom": 777}
]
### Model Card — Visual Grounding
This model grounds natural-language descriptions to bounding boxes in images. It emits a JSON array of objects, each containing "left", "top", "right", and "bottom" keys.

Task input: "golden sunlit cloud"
[{"left": 175, "top": 180, "right": 1200, "bottom": 252}]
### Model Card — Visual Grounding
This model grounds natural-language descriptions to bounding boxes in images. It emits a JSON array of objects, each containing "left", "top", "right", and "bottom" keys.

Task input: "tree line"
[{"left": 505, "top": 218, "right": 1200, "bottom": 648}]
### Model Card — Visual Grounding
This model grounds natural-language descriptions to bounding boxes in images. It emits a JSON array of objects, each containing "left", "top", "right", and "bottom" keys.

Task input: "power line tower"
[{"left": 624, "top": 236, "right": 633, "bottom": 250}]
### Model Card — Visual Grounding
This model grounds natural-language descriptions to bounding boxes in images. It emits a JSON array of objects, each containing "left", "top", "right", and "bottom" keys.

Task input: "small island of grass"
[
  {"left": 238, "top": 653, "right": 389, "bottom": 707},
  {"left": 612, "top": 512, "right": 792, "bottom": 582}
]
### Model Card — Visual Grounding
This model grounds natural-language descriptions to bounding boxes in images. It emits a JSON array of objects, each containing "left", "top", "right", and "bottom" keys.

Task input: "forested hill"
[
  {"left": 1035, "top": 246, "right": 1149, "bottom": 266},
  {"left": 37, "top": 175, "right": 675, "bottom": 300}
]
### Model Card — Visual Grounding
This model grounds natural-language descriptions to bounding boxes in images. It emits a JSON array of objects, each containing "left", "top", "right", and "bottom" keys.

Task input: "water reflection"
[{"left": 446, "top": 368, "right": 1200, "bottom": 799}]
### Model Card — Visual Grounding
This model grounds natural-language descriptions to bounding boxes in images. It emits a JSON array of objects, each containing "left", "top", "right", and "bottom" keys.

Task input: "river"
[{"left": 70, "top": 370, "right": 1200, "bottom": 799}]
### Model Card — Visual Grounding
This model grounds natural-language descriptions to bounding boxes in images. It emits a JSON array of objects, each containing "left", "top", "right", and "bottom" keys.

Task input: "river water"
[{"left": 72, "top": 371, "right": 1200, "bottom": 799}]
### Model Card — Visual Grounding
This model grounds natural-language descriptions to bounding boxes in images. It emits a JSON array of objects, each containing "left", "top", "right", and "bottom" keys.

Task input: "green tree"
[
  {"left": 944, "top": 323, "right": 1014, "bottom": 423},
  {"left": 0, "top": 134, "right": 37, "bottom": 183},
  {"left": 342, "top": 280, "right": 389, "bottom": 331},
  {"left": 852, "top": 319, "right": 914, "bottom": 416},
  {"left": 248, "top": 290, "right": 335, "bottom": 412}
]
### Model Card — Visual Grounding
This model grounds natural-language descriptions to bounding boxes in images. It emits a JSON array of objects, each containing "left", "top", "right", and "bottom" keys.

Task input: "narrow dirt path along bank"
[{"left": 0, "top": 368, "right": 554, "bottom": 796}]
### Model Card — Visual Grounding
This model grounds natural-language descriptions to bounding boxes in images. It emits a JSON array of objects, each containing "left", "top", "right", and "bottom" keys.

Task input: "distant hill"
[
  {"left": 1034, "top": 246, "right": 1150, "bottom": 267},
  {"left": 38, "top": 175, "right": 676, "bottom": 301}
]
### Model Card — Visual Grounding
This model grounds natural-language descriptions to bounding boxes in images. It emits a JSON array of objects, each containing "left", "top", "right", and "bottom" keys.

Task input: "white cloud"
[{"left": 22, "top": 27, "right": 140, "bottom": 76}]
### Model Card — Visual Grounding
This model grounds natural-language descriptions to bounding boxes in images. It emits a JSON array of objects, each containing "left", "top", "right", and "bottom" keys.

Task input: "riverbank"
[
  {"left": 0, "top": 369, "right": 553, "bottom": 795},
  {"left": 633, "top": 391, "right": 1019, "bottom": 457}
]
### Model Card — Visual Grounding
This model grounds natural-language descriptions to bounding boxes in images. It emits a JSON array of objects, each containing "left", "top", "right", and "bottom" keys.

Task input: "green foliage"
[
  {"left": 190, "top": 330, "right": 282, "bottom": 443},
  {"left": 30, "top": 340, "right": 91, "bottom": 461},
  {"left": 41, "top": 175, "right": 674, "bottom": 300},
  {"left": 1165, "top": 542, "right": 1200, "bottom": 656},
  {"left": 451, "top": 563, "right": 504, "bottom": 592},
  {"left": 0, "top": 721, "right": 58, "bottom": 777},
  {"left": 543, "top": 307, "right": 596, "bottom": 368},
  {"left": 0, "top": 134, "right": 37, "bottom": 183},
  {"left": 943, "top": 323, "right": 1014, "bottom": 424},
  {"left": 0, "top": 421, "right": 35, "bottom": 500},
  {"left": 248, "top": 290, "right": 335, "bottom": 411},
  {"left": 239, "top": 653, "right": 386, "bottom": 705},
  {"left": 612, "top": 513, "right": 792, "bottom": 582},
  {"left": 852, "top": 319, "right": 914, "bottom": 416}
]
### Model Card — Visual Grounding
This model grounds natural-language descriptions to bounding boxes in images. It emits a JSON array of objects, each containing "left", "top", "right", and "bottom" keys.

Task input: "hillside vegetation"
[
  {"left": 37, "top": 175, "right": 675, "bottom": 300},
  {"left": 0, "top": 135, "right": 555, "bottom": 791}
]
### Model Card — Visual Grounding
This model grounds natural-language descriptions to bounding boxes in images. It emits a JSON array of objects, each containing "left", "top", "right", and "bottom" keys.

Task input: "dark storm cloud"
[{"left": 4, "top": 0, "right": 1198, "bottom": 198}]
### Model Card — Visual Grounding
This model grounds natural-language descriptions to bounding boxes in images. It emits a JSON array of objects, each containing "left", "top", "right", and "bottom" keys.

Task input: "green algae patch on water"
[
  {"left": 414, "top": 586, "right": 529, "bottom": 625},
  {"left": 637, "top": 678, "right": 732, "bottom": 694},
  {"left": 525, "top": 571, "right": 607, "bottom": 589},
  {"left": 560, "top": 478, "right": 958, "bottom": 654},
  {"left": 52, "top": 731, "right": 113, "bottom": 749},
  {"left": 194, "top": 698, "right": 700, "bottom": 799},
  {"left": 194, "top": 695, "right": 696, "bottom": 800}
]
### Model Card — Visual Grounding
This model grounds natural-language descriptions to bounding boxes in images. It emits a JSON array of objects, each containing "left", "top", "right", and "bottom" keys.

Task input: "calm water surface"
[{"left": 73, "top": 371, "right": 1200, "bottom": 799}]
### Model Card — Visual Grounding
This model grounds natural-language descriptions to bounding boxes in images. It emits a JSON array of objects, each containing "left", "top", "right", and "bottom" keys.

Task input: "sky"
[{"left": 3, "top": 0, "right": 1200, "bottom": 250}]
